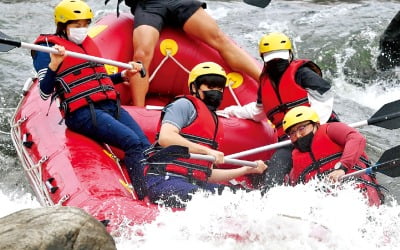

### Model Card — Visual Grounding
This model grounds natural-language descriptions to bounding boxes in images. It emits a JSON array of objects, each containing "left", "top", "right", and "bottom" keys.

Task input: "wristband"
[
  {"left": 334, "top": 162, "right": 348, "bottom": 173},
  {"left": 121, "top": 70, "right": 129, "bottom": 81}
]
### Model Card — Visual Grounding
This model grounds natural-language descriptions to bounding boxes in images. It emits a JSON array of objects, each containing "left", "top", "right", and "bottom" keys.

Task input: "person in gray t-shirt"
[{"left": 143, "top": 62, "right": 267, "bottom": 207}]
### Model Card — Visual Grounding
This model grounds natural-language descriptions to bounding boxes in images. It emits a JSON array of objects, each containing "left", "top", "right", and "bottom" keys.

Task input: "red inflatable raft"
[{"left": 10, "top": 13, "right": 277, "bottom": 232}]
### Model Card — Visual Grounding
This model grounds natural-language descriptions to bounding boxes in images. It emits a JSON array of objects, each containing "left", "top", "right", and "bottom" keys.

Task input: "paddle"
[
  {"left": 341, "top": 145, "right": 400, "bottom": 180},
  {"left": 146, "top": 145, "right": 258, "bottom": 167},
  {"left": 243, "top": 0, "right": 271, "bottom": 8},
  {"left": 0, "top": 31, "right": 146, "bottom": 77},
  {"left": 226, "top": 99, "right": 400, "bottom": 159}
]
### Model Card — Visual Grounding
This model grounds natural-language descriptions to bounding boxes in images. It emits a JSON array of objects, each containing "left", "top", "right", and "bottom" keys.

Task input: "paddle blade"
[
  {"left": 373, "top": 145, "right": 400, "bottom": 177},
  {"left": 368, "top": 99, "right": 400, "bottom": 129},
  {"left": 377, "top": 158, "right": 400, "bottom": 177},
  {"left": 243, "top": 0, "right": 271, "bottom": 8},
  {"left": 376, "top": 145, "right": 400, "bottom": 164},
  {"left": 0, "top": 31, "right": 21, "bottom": 52},
  {"left": 146, "top": 145, "right": 189, "bottom": 163}
]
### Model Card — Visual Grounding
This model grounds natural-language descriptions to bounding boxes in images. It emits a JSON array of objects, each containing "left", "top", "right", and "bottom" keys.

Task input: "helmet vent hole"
[{"left": 296, "top": 113, "right": 303, "bottom": 117}]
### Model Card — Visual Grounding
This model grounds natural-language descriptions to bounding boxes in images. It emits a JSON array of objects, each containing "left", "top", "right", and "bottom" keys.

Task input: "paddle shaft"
[
  {"left": 225, "top": 111, "right": 400, "bottom": 159},
  {"left": 350, "top": 112, "right": 400, "bottom": 128},
  {"left": 341, "top": 167, "right": 374, "bottom": 180},
  {"left": 0, "top": 34, "right": 146, "bottom": 73},
  {"left": 341, "top": 158, "right": 400, "bottom": 180},
  {"left": 20, "top": 41, "right": 133, "bottom": 69},
  {"left": 190, "top": 153, "right": 258, "bottom": 167}
]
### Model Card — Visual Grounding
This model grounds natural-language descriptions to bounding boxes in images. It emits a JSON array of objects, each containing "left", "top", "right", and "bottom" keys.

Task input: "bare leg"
[
  {"left": 183, "top": 8, "right": 262, "bottom": 82},
  {"left": 130, "top": 25, "right": 160, "bottom": 107}
]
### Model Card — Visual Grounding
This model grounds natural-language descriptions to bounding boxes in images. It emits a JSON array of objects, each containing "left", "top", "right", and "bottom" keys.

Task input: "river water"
[{"left": 1, "top": 0, "right": 400, "bottom": 249}]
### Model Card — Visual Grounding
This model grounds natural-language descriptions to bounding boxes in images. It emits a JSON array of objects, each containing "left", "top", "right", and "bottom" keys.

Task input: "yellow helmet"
[
  {"left": 259, "top": 32, "right": 292, "bottom": 62},
  {"left": 188, "top": 62, "right": 227, "bottom": 86},
  {"left": 54, "top": 0, "right": 93, "bottom": 25},
  {"left": 282, "top": 106, "right": 320, "bottom": 132}
]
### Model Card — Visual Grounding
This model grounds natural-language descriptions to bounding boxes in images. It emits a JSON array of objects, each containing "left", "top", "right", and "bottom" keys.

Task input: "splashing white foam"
[
  {"left": 114, "top": 179, "right": 400, "bottom": 250},
  {"left": 0, "top": 190, "right": 40, "bottom": 218}
]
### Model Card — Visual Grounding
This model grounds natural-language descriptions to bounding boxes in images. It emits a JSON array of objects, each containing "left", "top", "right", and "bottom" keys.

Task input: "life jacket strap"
[{"left": 266, "top": 97, "right": 309, "bottom": 122}]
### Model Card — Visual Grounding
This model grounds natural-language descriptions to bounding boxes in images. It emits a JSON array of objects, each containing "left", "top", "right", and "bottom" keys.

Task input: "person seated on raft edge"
[
  {"left": 141, "top": 62, "right": 267, "bottom": 208},
  {"left": 32, "top": 0, "right": 150, "bottom": 200},
  {"left": 282, "top": 106, "right": 385, "bottom": 206},
  {"left": 105, "top": 0, "right": 262, "bottom": 107},
  {"left": 218, "top": 32, "right": 340, "bottom": 191}
]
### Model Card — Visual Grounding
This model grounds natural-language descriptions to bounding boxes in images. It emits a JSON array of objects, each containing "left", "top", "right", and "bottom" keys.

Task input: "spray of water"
[{"left": 112, "top": 179, "right": 400, "bottom": 250}]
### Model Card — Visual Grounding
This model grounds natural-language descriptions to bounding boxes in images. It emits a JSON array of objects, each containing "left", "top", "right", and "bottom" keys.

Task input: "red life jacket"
[
  {"left": 290, "top": 123, "right": 383, "bottom": 206},
  {"left": 260, "top": 60, "right": 321, "bottom": 139},
  {"left": 145, "top": 95, "right": 224, "bottom": 181},
  {"left": 34, "top": 34, "right": 117, "bottom": 116}
]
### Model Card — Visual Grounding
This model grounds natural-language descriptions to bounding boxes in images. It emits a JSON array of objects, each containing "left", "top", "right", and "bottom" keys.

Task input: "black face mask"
[
  {"left": 293, "top": 132, "right": 314, "bottom": 152},
  {"left": 266, "top": 59, "right": 290, "bottom": 84},
  {"left": 202, "top": 90, "right": 223, "bottom": 111}
]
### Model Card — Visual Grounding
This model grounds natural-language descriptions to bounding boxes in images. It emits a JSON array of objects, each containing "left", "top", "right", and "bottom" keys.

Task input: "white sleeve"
[
  {"left": 307, "top": 89, "right": 334, "bottom": 124},
  {"left": 220, "top": 102, "right": 266, "bottom": 122}
]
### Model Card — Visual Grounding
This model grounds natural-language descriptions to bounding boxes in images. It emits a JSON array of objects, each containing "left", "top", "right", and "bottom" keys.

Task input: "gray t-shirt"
[{"left": 162, "top": 98, "right": 197, "bottom": 130}]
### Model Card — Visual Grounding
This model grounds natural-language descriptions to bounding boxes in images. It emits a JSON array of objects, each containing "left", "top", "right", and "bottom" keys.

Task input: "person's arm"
[
  {"left": 325, "top": 122, "right": 367, "bottom": 181},
  {"left": 109, "top": 72, "right": 124, "bottom": 84},
  {"left": 219, "top": 101, "right": 266, "bottom": 121},
  {"left": 109, "top": 61, "right": 143, "bottom": 84},
  {"left": 158, "top": 98, "right": 225, "bottom": 164},
  {"left": 159, "top": 98, "right": 268, "bottom": 180},
  {"left": 208, "top": 160, "right": 267, "bottom": 183},
  {"left": 296, "top": 67, "right": 334, "bottom": 124},
  {"left": 219, "top": 83, "right": 266, "bottom": 121},
  {"left": 327, "top": 122, "right": 367, "bottom": 168},
  {"left": 32, "top": 43, "right": 62, "bottom": 100}
]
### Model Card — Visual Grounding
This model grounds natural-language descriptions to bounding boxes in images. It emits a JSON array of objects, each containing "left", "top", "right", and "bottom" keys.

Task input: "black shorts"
[{"left": 132, "top": 0, "right": 206, "bottom": 31}]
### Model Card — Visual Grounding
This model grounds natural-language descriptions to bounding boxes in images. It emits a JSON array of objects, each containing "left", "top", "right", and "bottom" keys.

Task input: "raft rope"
[
  {"left": 227, "top": 83, "right": 242, "bottom": 106},
  {"left": 149, "top": 52, "right": 190, "bottom": 83},
  {"left": 27, "top": 155, "right": 54, "bottom": 206},
  {"left": 12, "top": 116, "right": 28, "bottom": 127},
  {"left": 7, "top": 116, "right": 28, "bottom": 136},
  {"left": 57, "top": 194, "right": 70, "bottom": 206},
  {"left": 29, "top": 156, "right": 48, "bottom": 194}
]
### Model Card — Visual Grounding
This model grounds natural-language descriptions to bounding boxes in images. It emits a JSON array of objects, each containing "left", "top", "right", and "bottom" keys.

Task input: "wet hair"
[
  {"left": 194, "top": 74, "right": 226, "bottom": 89},
  {"left": 55, "top": 22, "right": 68, "bottom": 38}
]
